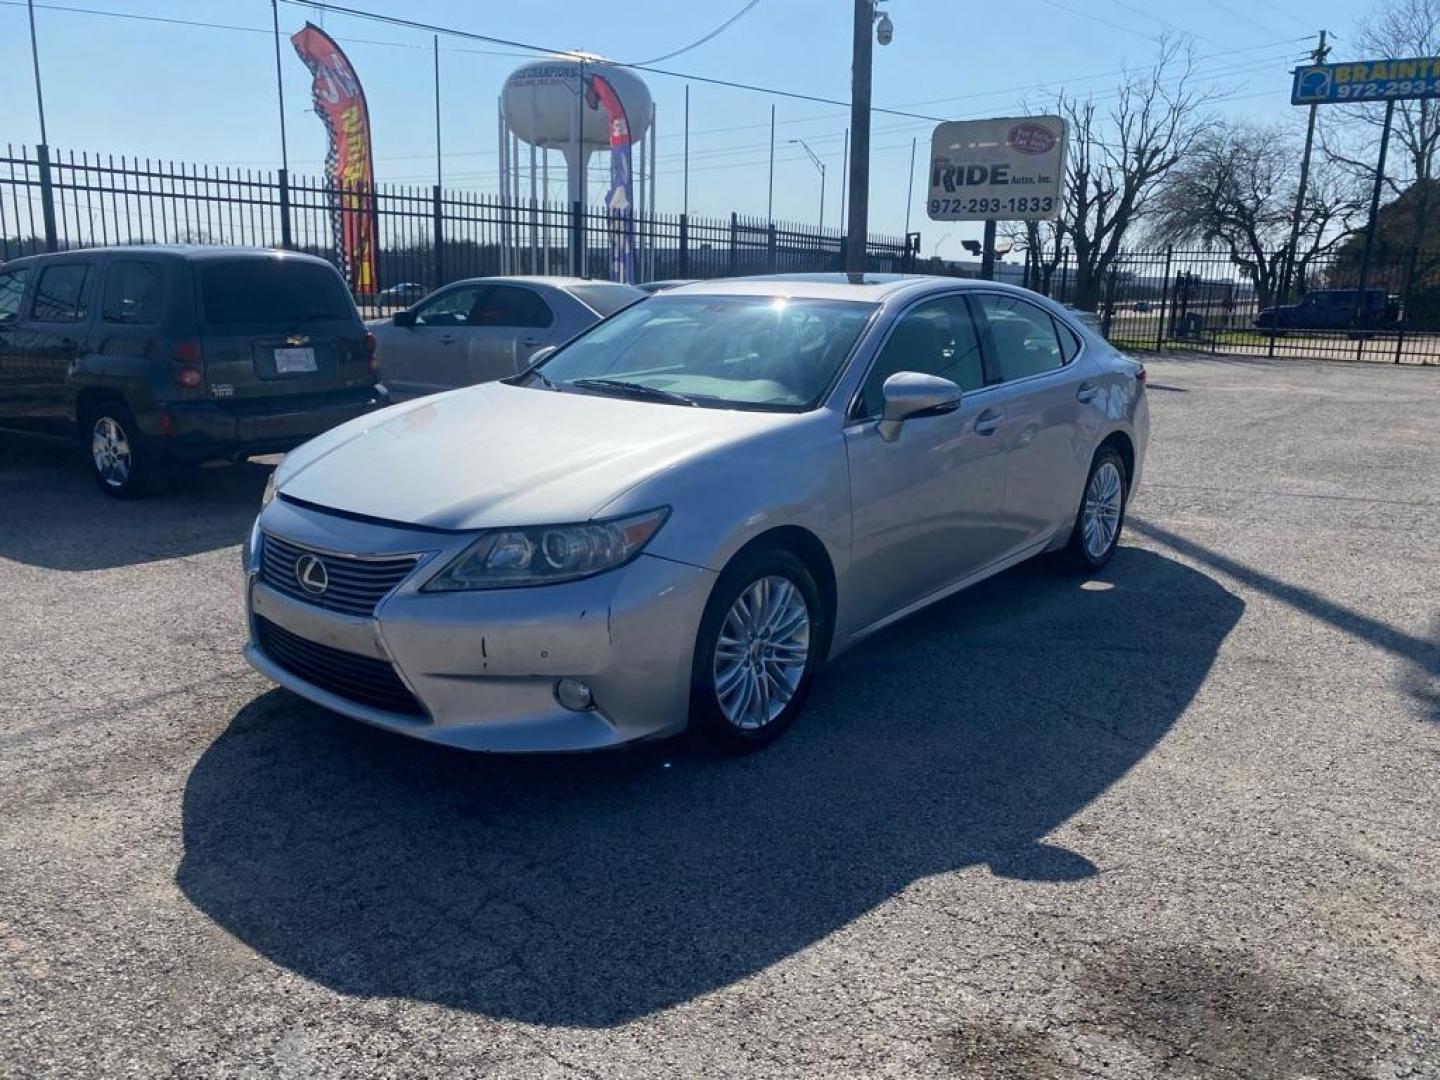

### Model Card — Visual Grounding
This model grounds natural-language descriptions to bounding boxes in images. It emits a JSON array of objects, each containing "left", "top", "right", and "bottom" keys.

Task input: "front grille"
[
  {"left": 260, "top": 532, "right": 419, "bottom": 617},
  {"left": 254, "top": 616, "right": 427, "bottom": 717}
]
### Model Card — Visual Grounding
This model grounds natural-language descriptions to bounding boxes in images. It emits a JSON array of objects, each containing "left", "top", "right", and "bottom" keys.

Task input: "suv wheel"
[{"left": 84, "top": 403, "right": 153, "bottom": 499}]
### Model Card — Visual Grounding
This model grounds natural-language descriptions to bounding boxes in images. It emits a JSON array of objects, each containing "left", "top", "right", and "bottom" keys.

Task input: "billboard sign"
[
  {"left": 927, "top": 116, "right": 1066, "bottom": 222},
  {"left": 1292, "top": 58, "right": 1440, "bottom": 105}
]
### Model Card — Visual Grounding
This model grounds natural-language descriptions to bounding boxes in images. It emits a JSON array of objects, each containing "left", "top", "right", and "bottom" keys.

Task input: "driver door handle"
[
  {"left": 520, "top": 336, "right": 544, "bottom": 347},
  {"left": 974, "top": 408, "right": 1004, "bottom": 435},
  {"left": 1076, "top": 382, "right": 1100, "bottom": 403},
  {"left": 439, "top": 334, "right": 457, "bottom": 346}
]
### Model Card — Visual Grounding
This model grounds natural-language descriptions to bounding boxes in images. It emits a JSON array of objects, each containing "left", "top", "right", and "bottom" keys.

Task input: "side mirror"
[
  {"left": 527, "top": 345, "right": 557, "bottom": 367},
  {"left": 877, "top": 371, "right": 961, "bottom": 442},
  {"left": 392, "top": 309, "right": 417, "bottom": 328}
]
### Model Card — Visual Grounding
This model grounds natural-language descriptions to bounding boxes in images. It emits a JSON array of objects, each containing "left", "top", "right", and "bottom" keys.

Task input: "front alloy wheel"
[
  {"left": 693, "top": 548, "right": 826, "bottom": 751},
  {"left": 713, "top": 575, "right": 812, "bottom": 731}
]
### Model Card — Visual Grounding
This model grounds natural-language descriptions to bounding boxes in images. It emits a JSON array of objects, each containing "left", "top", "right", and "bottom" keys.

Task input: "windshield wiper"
[{"left": 569, "top": 377, "right": 697, "bottom": 406}]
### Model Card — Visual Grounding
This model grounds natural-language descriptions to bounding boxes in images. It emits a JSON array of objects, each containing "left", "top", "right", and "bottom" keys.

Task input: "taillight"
[
  {"left": 176, "top": 366, "right": 203, "bottom": 388},
  {"left": 364, "top": 331, "right": 380, "bottom": 373},
  {"left": 172, "top": 338, "right": 202, "bottom": 364}
]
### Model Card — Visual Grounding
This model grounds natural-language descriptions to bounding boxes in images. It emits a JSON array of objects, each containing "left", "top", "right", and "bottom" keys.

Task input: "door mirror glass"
[
  {"left": 526, "top": 344, "right": 558, "bottom": 368},
  {"left": 392, "top": 309, "right": 417, "bottom": 328},
  {"left": 878, "top": 371, "right": 961, "bottom": 441}
]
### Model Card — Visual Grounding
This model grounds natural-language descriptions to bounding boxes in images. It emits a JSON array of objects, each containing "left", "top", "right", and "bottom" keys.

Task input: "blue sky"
[{"left": 1, "top": 0, "right": 1369, "bottom": 248}]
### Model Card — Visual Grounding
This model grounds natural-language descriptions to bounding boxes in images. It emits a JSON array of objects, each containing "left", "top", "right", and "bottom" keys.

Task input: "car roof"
[
  {"left": 2, "top": 244, "right": 335, "bottom": 266},
  {"left": 446, "top": 275, "right": 643, "bottom": 291},
  {"left": 664, "top": 273, "right": 1041, "bottom": 305}
]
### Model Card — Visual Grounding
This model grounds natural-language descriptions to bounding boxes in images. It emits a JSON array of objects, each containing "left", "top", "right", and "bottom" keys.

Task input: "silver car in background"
[
  {"left": 244, "top": 274, "right": 1148, "bottom": 753},
  {"left": 368, "top": 275, "right": 644, "bottom": 399}
]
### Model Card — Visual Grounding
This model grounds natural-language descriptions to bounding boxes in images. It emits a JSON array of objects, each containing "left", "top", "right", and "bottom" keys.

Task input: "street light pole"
[
  {"left": 26, "top": 0, "right": 48, "bottom": 146},
  {"left": 791, "top": 139, "right": 827, "bottom": 232},
  {"left": 845, "top": 0, "right": 874, "bottom": 273}
]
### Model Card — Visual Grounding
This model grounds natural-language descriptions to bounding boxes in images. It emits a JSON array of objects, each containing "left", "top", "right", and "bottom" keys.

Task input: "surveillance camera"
[{"left": 876, "top": 11, "right": 893, "bottom": 45}]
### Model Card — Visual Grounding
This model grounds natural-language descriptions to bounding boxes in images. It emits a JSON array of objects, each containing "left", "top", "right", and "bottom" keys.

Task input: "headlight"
[
  {"left": 424, "top": 507, "right": 669, "bottom": 591},
  {"left": 260, "top": 469, "right": 279, "bottom": 510}
]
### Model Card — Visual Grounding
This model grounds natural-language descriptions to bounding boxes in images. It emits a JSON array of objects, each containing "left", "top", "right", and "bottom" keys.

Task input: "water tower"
[{"left": 498, "top": 56, "right": 656, "bottom": 278}]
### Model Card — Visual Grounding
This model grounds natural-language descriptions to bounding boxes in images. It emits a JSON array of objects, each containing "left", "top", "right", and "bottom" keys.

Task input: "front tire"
[
  {"left": 84, "top": 402, "right": 155, "bottom": 499},
  {"left": 691, "top": 548, "right": 826, "bottom": 752},
  {"left": 1065, "top": 446, "right": 1128, "bottom": 571}
]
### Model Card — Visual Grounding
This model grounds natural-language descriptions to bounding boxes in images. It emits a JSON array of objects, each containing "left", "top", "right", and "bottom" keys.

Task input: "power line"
[{"left": 632, "top": 0, "right": 764, "bottom": 65}]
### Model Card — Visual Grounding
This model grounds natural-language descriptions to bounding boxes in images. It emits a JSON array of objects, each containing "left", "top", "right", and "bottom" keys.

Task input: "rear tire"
[
  {"left": 691, "top": 547, "right": 827, "bottom": 752},
  {"left": 1065, "top": 446, "right": 1128, "bottom": 571},
  {"left": 82, "top": 401, "right": 156, "bottom": 499}
]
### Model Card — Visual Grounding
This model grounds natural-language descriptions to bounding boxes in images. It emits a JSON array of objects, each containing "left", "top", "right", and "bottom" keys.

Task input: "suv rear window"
[
  {"left": 568, "top": 283, "right": 643, "bottom": 317},
  {"left": 200, "top": 259, "right": 355, "bottom": 326}
]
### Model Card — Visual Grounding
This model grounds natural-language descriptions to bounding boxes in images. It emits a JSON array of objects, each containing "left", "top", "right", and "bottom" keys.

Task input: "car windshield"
[
  {"left": 527, "top": 294, "right": 876, "bottom": 410},
  {"left": 201, "top": 259, "right": 354, "bottom": 325},
  {"left": 567, "top": 282, "right": 644, "bottom": 317}
]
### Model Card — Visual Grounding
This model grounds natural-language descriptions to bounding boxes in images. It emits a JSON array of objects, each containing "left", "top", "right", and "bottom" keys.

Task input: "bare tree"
[
  {"left": 1055, "top": 39, "right": 1211, "bottom": 309},
  {"left": 1151, "top": 124, "right": 1365, "bottom": 306}
]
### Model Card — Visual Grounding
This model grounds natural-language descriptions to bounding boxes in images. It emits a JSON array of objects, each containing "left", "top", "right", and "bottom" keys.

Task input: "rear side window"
[
  {"left": 1056, "top": 319, "right": 1082, "bottom": 362},
  {"left": 568, "top": 283, "right": 642, "bottom": 317},
  {"left": 0, "top": 267, "right": 29, "bottom": 324},
  {"left": 976, "top": 294, "right": 1068, "bottom": 382},
  {"left": 200, "top": 260, "right": 354, "bottom": 325},
  {"left": 470, "top": 285, "right": 553, "bottom": 328},
  {"left": 31, "top": 264, "right": 91, "bottom": 322},
  {"left": 103, "top": 261, "right": 165, "bottom": 325}
]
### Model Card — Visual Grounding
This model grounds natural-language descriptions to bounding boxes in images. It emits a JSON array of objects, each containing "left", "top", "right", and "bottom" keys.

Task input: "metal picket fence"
[{"left": 0, "top": 144, "right": 915, "bottom": 317}]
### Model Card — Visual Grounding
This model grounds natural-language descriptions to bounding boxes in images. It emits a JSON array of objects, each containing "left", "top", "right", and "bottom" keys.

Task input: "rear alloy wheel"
[
  {"left": 1066, "top": 447, "right": 1128, "bottom": 571},
  {"left": 693, "top": 549, "right": 825, "bottom": 751},
  {"left": 86, "top": 404, "right": 154, "bottom": 499}
]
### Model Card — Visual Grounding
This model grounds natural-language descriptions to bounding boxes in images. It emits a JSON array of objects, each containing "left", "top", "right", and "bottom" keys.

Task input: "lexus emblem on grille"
[{"left": 295, "top": 554, "right": 329, "bottom": 595}]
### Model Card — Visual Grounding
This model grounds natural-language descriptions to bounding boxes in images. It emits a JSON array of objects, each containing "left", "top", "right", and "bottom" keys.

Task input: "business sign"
[
  {"left": 291, "top": 22, "right": 378, "bottom": 295},
  {"left": 927, "top": 116, "right": 1066, "bottom": 222},
  {"left": 1292, "top": 57, "right": 1440, "bottom": 104}
]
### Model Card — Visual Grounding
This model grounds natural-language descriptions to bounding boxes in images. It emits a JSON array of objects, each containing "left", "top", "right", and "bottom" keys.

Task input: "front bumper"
[
  {"left": 147, "top": 384, "right": 390, "bottom": 463},
  {"left": 242, "top": 496, "right": 716, "bottom": 752}
]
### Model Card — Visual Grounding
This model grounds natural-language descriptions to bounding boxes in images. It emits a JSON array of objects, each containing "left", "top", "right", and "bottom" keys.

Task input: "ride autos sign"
[{"left": 928, "top": 116, "right": 1066, "bottom": 221}]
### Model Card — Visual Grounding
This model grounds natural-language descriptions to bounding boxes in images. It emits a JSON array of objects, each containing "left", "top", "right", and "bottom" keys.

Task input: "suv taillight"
[{"left": 171, "top": 338, "right": 203, "bottom": 387}]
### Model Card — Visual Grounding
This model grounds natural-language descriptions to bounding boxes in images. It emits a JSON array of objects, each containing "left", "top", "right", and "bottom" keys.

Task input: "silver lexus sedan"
[{"left": 243, "top": 274, "right": 1148, "bottom": 752}]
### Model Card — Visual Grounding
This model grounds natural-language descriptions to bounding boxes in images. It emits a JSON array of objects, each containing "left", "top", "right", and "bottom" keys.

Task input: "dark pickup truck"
[
  {"left": 0, "top": 245, "right": 389, "bottom": 497},
  {"left": 1254, "top": 288, "right": 1400, "bottom": 332}
]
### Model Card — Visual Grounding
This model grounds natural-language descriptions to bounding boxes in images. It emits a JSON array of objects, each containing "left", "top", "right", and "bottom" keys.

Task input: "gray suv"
[{"left": 0, "top": 245, "right": 388, "bottom": 497}]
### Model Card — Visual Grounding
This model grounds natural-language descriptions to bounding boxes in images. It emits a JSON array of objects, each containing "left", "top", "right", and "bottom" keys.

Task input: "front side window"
[
  {"left": 102, "top": 261, "right": 165, "bottom": 325},
  {"left": 977, "top": 294, "right": 1067, "bottom": 382},
  {"left": 469, "top": 285, "right": 552, "bottom": 328},
  {"left": 857, "top": 295, "right": 985, "bottom": 418},
  {"left": 31, "top": 264, "right": 91, "bottom": 323},
  {"left": 413, "top": 286, "right": 484, "bottom": 327},
  {"left": 529, "top": 294, "right": 876, "bottom": 411},
  {"left": 0, "top": 267, "right": 29, "bottom": 324}
]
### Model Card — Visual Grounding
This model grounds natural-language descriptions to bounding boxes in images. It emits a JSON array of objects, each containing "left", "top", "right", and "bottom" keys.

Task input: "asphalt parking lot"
[{"left": 1, "top": 355, "right": 1437, "bottom": 1079}]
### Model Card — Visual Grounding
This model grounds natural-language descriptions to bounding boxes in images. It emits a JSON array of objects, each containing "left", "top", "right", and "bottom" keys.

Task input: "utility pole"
[
  {"left": 1283, "top": 29, "right": 1328, "bottom": 301},
  {"left": 683, "top": 85, "right": 690, "bottom": 217},
  {"left": 903, "top": 135, "right": 916, "bottom": 236},
  {"left": 767, "top": 104, "right": 775, "bottom": 223},
  {"left": 845, "top": 0, "right": 874, "bottom": 272},
  {"left": 433, "top": 34, "right": 442, "bottom": 189},
  {"left": 839, "top": 127, "right": 848, "bottom": 233},
  {"left": 270, "top": 0, "right": 289, "bottom": 174},
  {"left": 26, "top": 0, "right": 48, "bottom": 146}
]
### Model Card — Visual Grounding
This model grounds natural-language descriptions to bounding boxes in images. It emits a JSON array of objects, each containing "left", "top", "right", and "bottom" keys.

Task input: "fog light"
[{"left": 554, "top": 678, "right": 594, "bottom": 712}]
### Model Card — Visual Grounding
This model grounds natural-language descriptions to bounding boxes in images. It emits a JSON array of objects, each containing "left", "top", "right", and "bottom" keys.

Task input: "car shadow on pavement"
[
  {"left": 0, "top": 432, "right": 268, "bottom": 571},
  {"left": 177, "top": 547, "right": 1243, "bottom": 1028}
]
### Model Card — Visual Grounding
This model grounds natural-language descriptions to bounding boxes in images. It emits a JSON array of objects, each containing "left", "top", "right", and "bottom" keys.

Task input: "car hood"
[{"left": 277, "top": 381, "right": 801, "bottom": 531}]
